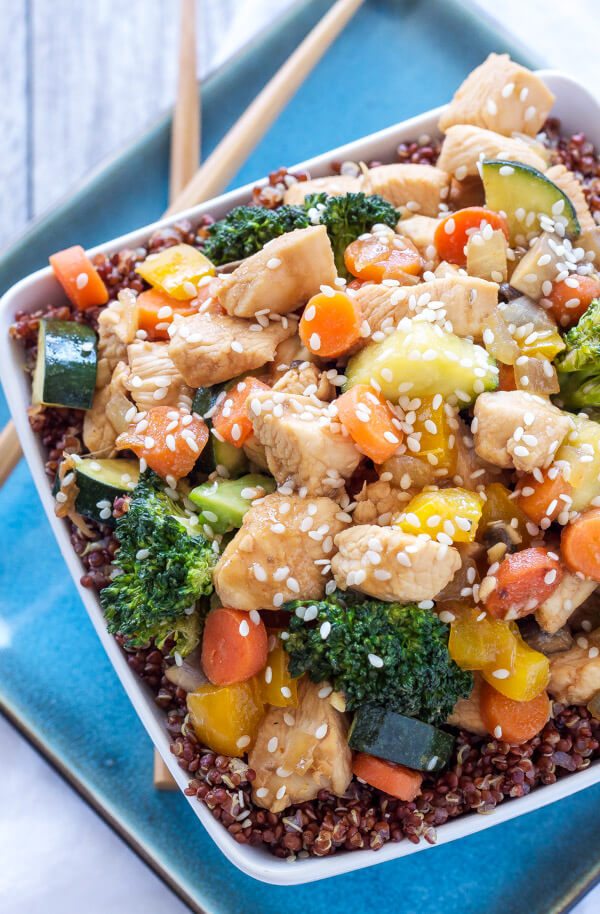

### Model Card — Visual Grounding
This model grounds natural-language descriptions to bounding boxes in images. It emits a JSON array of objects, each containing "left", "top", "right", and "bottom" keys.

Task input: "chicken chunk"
[
  {"left": 437, "top": 124, "right": 548, "bottom": 179},
  {"left": 216, "top": 226, "right": 337, "bottom": 318},
  {"left": 96, "top": 289, "right": 138, "bottom": 388},
  {"left": 545, "top": 164, "right": 596, "bottom": 233},
  {"left": 213, "top": 493, "right": 348, "bottom": 611},
  {"left": 395, "top": 215, "right": 440, "bottom": 269},
  {"left": 249, "top": 679, "right": 352, "bottom": 813},
  {"left": 548, "top": 629, "right": 600, "bottom": 704},
  {"left": 126, "top": 340, "right": 193, "bottom": 413},
  {"left": 438, "top": 53, "right": 555, "bottom": 137},
  {"left": 353, "top": 273, "right": 498, "bottom": 341},
  {"left": 353, "top": 480, "right": 412, "bottom": 525},
  {"left": 331, "top": 525, "right": 461, "bottom": 602},
  {"left": 535, "top": 574, "right": 597, "bottom": 634},
  {"left": 83, "top": 360, "right": 133, "bottom": 456},
  {"left": 362, "top": 164, "right": 449, "bottom": 216},
  {"left": 473, "top": 391, "right": 573, "bottom": 472},
  {"left": 447, "top": 675, "right": 487, "bottom": 736},
  {"left": 454, "top": 415, "right": 503, "bottom": 490},
  {"left": 168, "top": 309, "right": 295, "bottom": 387},
  {"left": 249, "top": 391, "right": 361, "bottom": 496},
  {"left": 272, "top": 361, "right": 335, "bottom": 400},
  {"left": 580, "top": 227, "right": 600, "bottom": 268},
  {"left": 283, "top": 173, "right": 361, "bottom": 205}
]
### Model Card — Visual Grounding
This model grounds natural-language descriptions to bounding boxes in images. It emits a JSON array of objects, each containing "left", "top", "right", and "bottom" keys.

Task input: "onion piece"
[
  {"left": 165, "top": 648, "right": 207, "bottom": 692},
  {"left": 514, "top": 356, "right": 559, "bottom": 395}
]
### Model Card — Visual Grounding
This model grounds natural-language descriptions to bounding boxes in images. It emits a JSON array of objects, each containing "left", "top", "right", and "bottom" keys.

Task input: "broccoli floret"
[
  {"left": 100, "top": 472, "right": 217, "bottom": 656},
  {"left": 556, "top": 298, "right": 600, "bottom": 409},
  {"left": 283, "top": 590, "right": 472, "bottom": 726},
  {"left": 304, "top": 192, "right": 398, "bottom": 276},
  {"left": 202, "top": 205, "right": 310, "bottom": 265}
]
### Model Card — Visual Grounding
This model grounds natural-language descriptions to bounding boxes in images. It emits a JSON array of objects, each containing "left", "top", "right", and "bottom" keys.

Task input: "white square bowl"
[{"left": 1, "top": 69, "right": 599, "bottom": 886}]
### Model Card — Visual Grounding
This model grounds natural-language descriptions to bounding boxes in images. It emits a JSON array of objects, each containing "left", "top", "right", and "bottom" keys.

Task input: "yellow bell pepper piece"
[
  {"left": 477, "top": 483, "right": 531, "bottom": 548},
  {"left": 482, "top": 632, "right": 549, "bottom": 702},
  {"left": 518, "top": 328, "right": 565, "bottom": 362},
  {"left": 136, "top": 243, "right": 215, "bottom": 300},
  {"left": 397, "top": 487, "right": 483, "bottom": 543},
  {"left": 412, "top": 396, "right": 457, "bottom": 473},
  {"left": 187, "top": 680, "right": 264, "bottom": 756},
  {"left": 258, "top": 637, "right": 298, "bottom": 708},
  {"left": 449, "top": 607, "right": 517, "bottom": 671}
]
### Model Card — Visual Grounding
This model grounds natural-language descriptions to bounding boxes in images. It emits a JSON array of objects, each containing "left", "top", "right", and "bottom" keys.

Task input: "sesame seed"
[
  {"left": 256, "top": 787, "right": 269, "bottom": 798},
  {"left": 267, "top": 737, "right": 278, "bottom": 753},
  {"left": 276, "top": 786, "right": 287, "bottom": 800},
  {"left": 236, "top": 735, "right": 251, "bottom": 749},
  {"left": 239, "top": 620, "right": 250, "bottom": 637},
  {"left": 320, "top": 621, "right": 331, "bottom": 640},
  {"left": 267, "top": 257, "right": 282, "bottom": 269},
  {"left": 492, "top": 668, "right": 510, "bottom": 680},
  {"left": 315, "top": 723, "right": 328, "bottom": 740},
  {"left": 493, "top": 725, "right": 503, "bottom": 739},
  {"left": 309, "top": 332, "right": 321, "bottom": 351},
  {"left": 368, "top": 653, "right": 384, "bottom": 668}
]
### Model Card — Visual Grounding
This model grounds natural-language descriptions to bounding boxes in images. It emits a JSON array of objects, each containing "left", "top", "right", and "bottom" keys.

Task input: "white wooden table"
[{"left": 0, "top": 2, "right": 598, "bottom": 912}]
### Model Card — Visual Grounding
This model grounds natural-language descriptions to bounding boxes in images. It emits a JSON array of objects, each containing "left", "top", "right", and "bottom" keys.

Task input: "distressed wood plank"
[{"left": 0, "top": 3, "right": 28, "bottom": 248}]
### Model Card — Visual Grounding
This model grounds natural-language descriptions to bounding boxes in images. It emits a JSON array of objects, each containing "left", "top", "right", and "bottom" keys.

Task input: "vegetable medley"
[{"left": 15, "top": 54, "right": 600, "bottom": 850}]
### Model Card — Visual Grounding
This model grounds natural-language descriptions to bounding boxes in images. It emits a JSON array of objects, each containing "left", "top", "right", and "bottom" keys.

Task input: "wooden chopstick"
[
  {"left": 0, "top": 421, "right": 21, "bottom": 485},
  {"left": 169, "top": 0, "right": 200, "bottom": 201},
  {"left": 164, "top": 0, "right": 364, "bottom": 215}
]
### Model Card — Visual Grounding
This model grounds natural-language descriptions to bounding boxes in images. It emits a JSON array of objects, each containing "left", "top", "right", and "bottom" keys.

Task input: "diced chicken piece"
[
  {"left": 213, "top": 493, "right": 348, "bottom": 611},
  {"left": 545, "top": 164, "right": 595, "bottom": 233},
  {"left": 473, "top": 391, "right": 573, "bottom": 472},
  {"left": 362, "top": 164, "right": 450, "bottom": 216},
  {"left": 437, "top": 124, "right": 548, "bottom": 179},
  {"left": 249, "top": 679, "right": 352, "bottom": 813},
  {"left": 96, "top": 289, "right": 138, "bottom": 388},
  {"left": 283, "top": 173, "right": 361, "bottom": 205},
  {"left": 331, "top": 524, "right": 461, "bottom": 602},
  {"left": 353, "top": 479, "right": 412, "bottom": 525},
  {"left": 242, "top": 434, "right": 270, "bottom": 472},
  {"left": 168, "top": 310, "right": 295, "bottom": 387},
  {"left": 216, "top": 226, "right": 336, "bottom": 318},
  {"left": 438, "top": 53, "right": 555, "bottom": 137},
  {"left": 548, "top": 629, "right": 600, "bottom": 703},
  {"left": 466, "top": 230, "right": 508, "bottom": 283},
  {"left": 272, "top": 362, "right": 335, "bottom": 401},
  {"left": 126, "top": 340, "right": 192, "bottom": 413},
  {"left": 353, "top": 273, "right": 498, "bottom": 341},
  {"left": 579, "top": 227, "right": 600, "bottom": 268},
  {"left": 454, "top": 415, "right": 504, "bottom": 490},
  {"left": 249, "top": 391, "right": 361, "bottom": 496},
  {"left": 535, "top": 574, "right": 597, "bottom": 634},
  {"left": 434, "top": 261, "right": 463, "bottom": 279},
  {"left": 396, "top": 215, "right": 440, "bottom": 269},
  {"left": 83, "top": 360, "right": 134, "bottom": 456},
  {"left": 447, "top": 675, "right": 487, "bottom": 736}
]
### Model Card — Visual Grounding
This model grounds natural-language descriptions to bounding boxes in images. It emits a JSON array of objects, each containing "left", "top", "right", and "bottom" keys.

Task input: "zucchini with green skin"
[
  {"left": 481, "top": 159, "right": 580, "bottom": 243},
  {"left": 189, "top": 473, "right": 275, "bottom": 533},
  {"left": 55, "top": 457, "right": 140, "bottom": 524},
  {"left": 193, "top": 384, "right": 249, "bottom": 477},
  {"left": 32, "top": 319, "right": 97, "bottom": 409},
  {"left": 349, "top": 704, "right": 454, "bottom": 772}
]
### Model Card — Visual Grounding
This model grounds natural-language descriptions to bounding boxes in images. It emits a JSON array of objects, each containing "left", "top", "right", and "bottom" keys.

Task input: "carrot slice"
[
  {"left": 49, "top": 245, "right": 109, "bottom": 311},
  {"left": 137, "top": 288, "right": 197, "bottom": 341},
  {"left": 352, "top": 753, "right": 422, "bottom": 801},
  {"left": 202, "top": 607, "right": 268, "bottom": 686},
  {"left": 480, "top": 681, "right": 550, "bottom": 743},
  {"left": 434, "top": 207, "right": 509, "bottom": 266},
  {"left": 116, "top": 405, "right": 208, "bottom": 480},
  {"left": 299, "top": 290, "right": 362, "bottom": 358},
  {"left": 213, "top": 377, "right": 271, "bottom": 447},
  {"left": 547, "top": 275, "right": 600, "bottom": 328},
  {"left": 336, "top": 384, "right": 402, "bottom": 463},
  {"left": 561, "top": 508, "right": 600, "bottom": 580},
  {"left": 344, "top": 233, "right": 422, "bottom": 282},
  {"left": 517, "top": 468, "right": 572, "bottom": 525},
  {"left": 485, "top": 547, "right": 563, "bottom": 619}
]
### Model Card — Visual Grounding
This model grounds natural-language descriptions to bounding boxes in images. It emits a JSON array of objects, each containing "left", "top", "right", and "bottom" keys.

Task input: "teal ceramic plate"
[{"left": 1, "top": 0, "right": 599, "bottom": 910}]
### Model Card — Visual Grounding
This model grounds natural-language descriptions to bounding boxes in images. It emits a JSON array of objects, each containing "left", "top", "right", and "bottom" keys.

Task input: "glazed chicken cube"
[
  {"left": 248, "top": 390, "right": 362, "bottom": 497},
  {"left": 395, "top": 215, "right": 440, "bottom": 269},
  {"left": 437, "top": 124, "right": 547, "bottom": 180},
  {"left": 473, "top": 391, "right": 573, "bottom": 472},
  {"left": 545, "top": 164, "right": 596, "bottom": 233},
  {"left": 353, "top": 479, "right": 413, "bottom": 525},
  {"left": 126, "top": 340, "right": 193, "bottom": 413},
  {"left": 283, "top": 173, "right": 361, "bottom": 205},
  {"left": 249, "top": 680, "right": 352, "bottom": 813},
  {"left": 548, "top": 629, "right": 600, "bottom": 704},
  {"left": 331, "top": 524, "right": 461, "bottom": 603},
  {"left": 362, "top": 164, "right": 449, "bottom": 216},
  {"left": 213, "top": 493, "right": 349, "bottom": 611},
  {"left": 272, "top": 361, "right": 335, "bottom": 401},
  {"left": 536, "top": 574, "right": 598, "bottom": 634},
  {"left": 438, "top": 53, "right": 555, "bottom": 137},
  {"left": 83, "top": 360, "right": 133, "bottom": 456},
  {"left": 96, "top": 289, "right": 138, "bottom": 388},
  {"left": 216, "top": 226, "right": 337, "bottom": 318}
]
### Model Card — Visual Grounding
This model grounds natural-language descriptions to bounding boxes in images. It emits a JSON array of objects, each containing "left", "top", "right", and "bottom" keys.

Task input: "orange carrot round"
[
  {"left": 547, "top": 275, "right": 600, "bottom": 328},
  {"left": 517, "top": 468, "right": 572, "bottom": 525},
  {"left": 344, "top": 232, "right": 422, "bottom": 282},
  {"left": 336, "top": 384, "right": 402, "bottom": 463},
  {"left": 137, "top": 288, "right": 197, "bottom": 340},
  {"left": 299, "top": 290, "right": 362, "bottom": 358},
  {"left": 213, "top": 376, "right": 271, "bottom": 447},
  {"left": 434, "top": 207, "right": 509, "bottom": 266},
  {"left": 352, "top": 753, "right": 422, "bottom": 801},
  {"left": 480, "top": 681, "right": 550, "bottom": 743},
  {"left": 116, "top": 405, "right": 208, "bottom": 480},
  {"left": 485, "top": 547, "right": 563, "bottom": 619},
  {"left": 202, "top": 607, "right": 268, "bottom": 686},
  {"left": 49, "top": 245, "right": 109, "bottom": 311},
  {"left": 561, "top": 508, "right": 600, "bottom": 581}
]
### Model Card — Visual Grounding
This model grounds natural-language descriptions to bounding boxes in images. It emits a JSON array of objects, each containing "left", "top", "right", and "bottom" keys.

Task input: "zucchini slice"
[
  {"left": 481, "top": 159, "right": 580, "bottom": 243},
  {"left": 349, "top": 704, "right": 454, "bottom": 772},
  {"left": 189, "top": 473, "right": 275, "bottom": 533},
  {"left": 71, "top": 457, "right": 139, "bottom": 524},
  {"left": 32, "top": 319, "right": 97, "bottom": 409}
]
